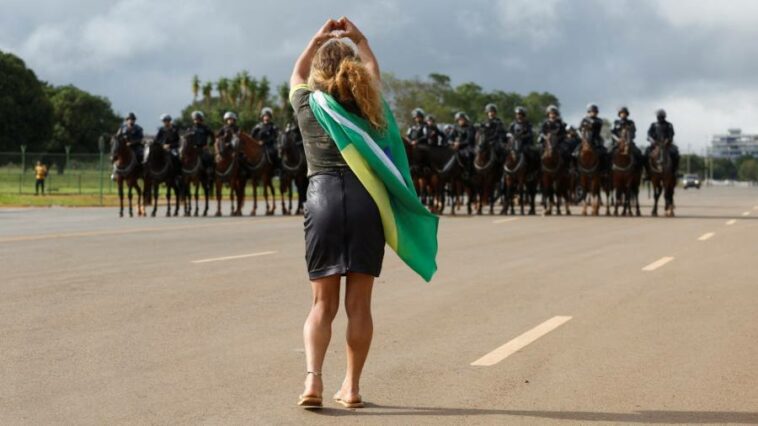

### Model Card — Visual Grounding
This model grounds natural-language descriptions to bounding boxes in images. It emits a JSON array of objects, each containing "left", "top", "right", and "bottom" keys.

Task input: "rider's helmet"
[
  {"left": 411, "top": 108, "right": 425, "bottom": 118},
  {"left": 126, "top": 112, "right": 137, "bottom": 121},
  {"left": 426, "top": 114, "right": 436, "bottom": 123},
  {"left": 485, "top": 103, "right": 497, "bottom": 113},
  {"left": 618, "top": 106, "right": 629, "bottom": 117},
  {"left": 586, "top": 103, "right": 599, "bottom": 113},
  {"left": 160, "top": 113, "right": 172, "bottom": 122},
  {"left": 260, "top": 107, "right": 273, "bottom": 118},
  {"left": 191, "top": 110, "right": 204, "bottom": 120},
  {"left": 514, "top": 106, "right": 527, "bottom": 116},
  {"left": 545, "top": 105, "right": 559, "bottom": 116},
  {"left": 223, "top": 111, "right": 238, "bottom": 121},
  {"left": 454, "top": 111, "right": 469, "bottom": 122},
  {"left": 656, "top": 109, "right": 667, "bottom": 119}
]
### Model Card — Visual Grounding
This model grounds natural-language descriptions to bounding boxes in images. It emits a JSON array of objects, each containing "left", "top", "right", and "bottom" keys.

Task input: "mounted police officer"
[
  {"left": 443, "top": 111, "right": 475, "bottom": 176},
  {"left": 425, "top": 114, "right": 446, "bottom": 147},
  {"left": 508, "top": 106, "right": 536, "bottom": 158},
  {"left": 216, "top": 111, "right": 240, "bottom": 156},
  {"left": 154, "top": 114, "right": 181, "bottom": 169},
  {"left": 482, "top": 103, "right": 507, "bottom": 146},
  {"left": 575, "top": 103, "right": 606, "bottom": 163},
  {"left": 406, "top": 108, "right": 428, "bottom": 146},
  {"left": 188, "top": 110, "right": 215, "bottom": 176},
  {"left": 115, "top": 112, "right": 145, "bottom": 163},
  {"left": 646, "top": 109, "right": 680, "bottom": 173},
  {"left": 251, "top": 106, "right": 280, "bottom": 169},
  {"left": 610, "top": 106, "right": 643, "bottom": 166},
  {"left": 539, "top": 105, "right": 567, "bottom": 148}
]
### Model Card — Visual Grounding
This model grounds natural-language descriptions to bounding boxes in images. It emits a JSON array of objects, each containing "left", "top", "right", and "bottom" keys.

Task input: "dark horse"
[
  {"left": 179, "top": 132, "right": 212, "bottom": 217},
  {"left": 110, "top": 135, "right": 144, "bottom": 217},
  {"left": 472, "top": 131, "right": 502, "bottom": 215},
  {"left": 502, "top": 136, "right": 539, "bottom": 215},
  {"left": 278, "top": 126, "right": 308, "bottom": 215},
  {"left": 540, "top": 132, "right": 572, "bottom": 216},
  {"left": 213, "top": 134, "right": 245, "bottom": 216},
  {"left": 648, "top": 136, "right": 677, "bottom": 217},
  {"left": 611, "top": 128, "right": 642, "bottom": 216},
  {"left": 238, "top": 132, "right": 277, "bottom": 216},
  {"left": 143, "top": 138, "right": 182, "bottom": 217},
  {"left": 576, "top": 130, "right": 604, "bottom": 216}
]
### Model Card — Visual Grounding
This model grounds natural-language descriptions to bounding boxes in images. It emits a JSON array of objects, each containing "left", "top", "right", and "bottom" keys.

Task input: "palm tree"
[
  {"left": 247, "top": 78, "right": 259, "bottom": 110},
  {"left": 256, "top": 77, "right": 271, "bottom": 111},
  {"left": 216, "top": 78, "right": 230, "bottom": 104},
  {"left": 230, "top": 75, "right": 242, "bottom": 106},
  {"left": 239, "top": 71, "right": 251, "bottom": 102},
  {"left": 202, "top": 82, "right": 213, "bottom": 106},
  {"left": 191, "top": 75, "right": 200, "bottom": 101}
]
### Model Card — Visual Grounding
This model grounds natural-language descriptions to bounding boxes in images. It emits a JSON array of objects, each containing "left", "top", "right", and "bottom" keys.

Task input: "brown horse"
[
  {"left": 502, "top": 136, "right": 539, "bottom": 215},
  {"left": 109, "top": 135, "right": 144, "bottom": 217},
  {"left": 540, "top": 132, "right": 572, "bottom": 215},
  {"left": 648, "top": 137, "right": 677, "bottom": 217},
  {"left": 611, "top": 128, "right": 640, "bottom": 216},
  {"left": 576, "top": 130, "right": 603, "bottom": 216},
  {"left": 143, "top": 138, "right": 182, "bottom": 217},
  {"left": 213, "top": 134, "right": 244, "bottom": 216},
  {"left": 278, "top": 126, "right": 308, "bottom": 215},
  {"left": 238, "top": 132, "right": 277, "bottom": 216},
  {"left": 472, "top": 130, "right": 501, "bottom": 215},
  {"left": 403, "top": 136, "right": 431, "bottom": 208},
  {"left": 179, "top": 133, "right": 211, "bottom": 217}
]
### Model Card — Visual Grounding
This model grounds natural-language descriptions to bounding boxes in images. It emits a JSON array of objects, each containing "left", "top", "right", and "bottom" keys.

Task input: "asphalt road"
[{"left": 1, "top": 186, "right": 757, "bottom": 425}]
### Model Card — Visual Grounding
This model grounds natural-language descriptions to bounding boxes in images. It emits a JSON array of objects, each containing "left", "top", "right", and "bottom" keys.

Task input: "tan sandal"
[
  {"left": 333, "top": 392, "right": 365, "bottom": 409},
  {"left": 298, "top": 371, "right": 323, "bottom": 409}
]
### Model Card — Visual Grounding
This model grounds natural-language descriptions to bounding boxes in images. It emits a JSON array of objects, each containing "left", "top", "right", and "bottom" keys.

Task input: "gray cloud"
[{"left": 3, "top": 0, "right": 757, "bottom": 151}]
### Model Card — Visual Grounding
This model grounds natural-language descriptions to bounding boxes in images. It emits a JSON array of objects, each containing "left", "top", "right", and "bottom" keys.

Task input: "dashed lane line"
[
  {"left": 493, "top": 218, "right": 520, "bottom": 224},
  {"left": 191, "top": 251, "right": 277, "bottom": 264},
  {"left": 742, "top": 211, "right": 751, "bottom": 217},
  {"left": 471, "top": 316, "right": 572, "bottom": 367},
  {"left": 698, "top": 232, "right": 715, "bottom": 241},
  {"left": 726, "top": 219, "right": 737, "bottom": 226},
  {"left": 642, "top": 256, "right": 674, "bottom": 271}
]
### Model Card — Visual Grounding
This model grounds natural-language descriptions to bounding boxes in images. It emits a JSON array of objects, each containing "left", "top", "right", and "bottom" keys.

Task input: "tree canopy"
[
  {"left": 0, "top": 50, "right": 53, "bottom": 152},
  {"left": 45, "top": 85, "right": 121, "bottom": 153},
  {"left": 382, "top": 72, "right": 560, "bottom": 130}
]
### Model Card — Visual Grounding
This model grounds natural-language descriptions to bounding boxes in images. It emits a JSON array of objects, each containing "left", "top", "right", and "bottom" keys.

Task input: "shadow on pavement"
[{"left": 308, "top": 405, "right": 758, "bottom": 423}]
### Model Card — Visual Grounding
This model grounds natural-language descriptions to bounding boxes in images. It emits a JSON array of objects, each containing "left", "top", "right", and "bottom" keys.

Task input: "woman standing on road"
[{"left": 290, "top": 17, "right": 438, "bottom": 409}]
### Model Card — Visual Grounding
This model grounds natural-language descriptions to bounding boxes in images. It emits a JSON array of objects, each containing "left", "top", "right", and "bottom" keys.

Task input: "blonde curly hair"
[{"left": 308, "top": 39, "right": 385, "bottom": 130}]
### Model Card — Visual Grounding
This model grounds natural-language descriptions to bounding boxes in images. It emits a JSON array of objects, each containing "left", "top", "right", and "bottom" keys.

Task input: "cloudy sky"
[{"left": 3, "top": 0, "right": 757, "bottom": 152}]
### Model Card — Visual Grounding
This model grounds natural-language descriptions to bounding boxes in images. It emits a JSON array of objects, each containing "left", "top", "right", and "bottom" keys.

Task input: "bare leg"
[
  {"left": 302, "top": 274, "right": 341, "bottom": 399},
  {"left": 336, "top": 272, "right": 375, "bottom": 404}
]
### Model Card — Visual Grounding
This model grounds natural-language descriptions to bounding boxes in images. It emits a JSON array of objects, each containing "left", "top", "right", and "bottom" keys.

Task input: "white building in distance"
[{"left": 710, "top": 129, "right": 758, "bottom": 159}]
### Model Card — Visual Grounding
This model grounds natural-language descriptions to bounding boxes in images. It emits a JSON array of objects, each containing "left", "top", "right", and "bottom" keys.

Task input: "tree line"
[{"left": 0, "top": 50, "right": 121, "bottom": 154}]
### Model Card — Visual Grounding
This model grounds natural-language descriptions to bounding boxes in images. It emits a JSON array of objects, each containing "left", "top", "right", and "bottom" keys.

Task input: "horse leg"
[
  {"left": 250, "top": 178, "right": 258, "bottom": 216},
  {"left": 128, "top": 185, "right": 135, "bottom": 217},
  {"left": 268, "top": 178, "right": 276, "bottom": 215},
  {"left": 118, "top": 180, "right": 124, "bottom": 217},
  {"left": 215, "top": 180, "right": 223, "bottom": 217}
]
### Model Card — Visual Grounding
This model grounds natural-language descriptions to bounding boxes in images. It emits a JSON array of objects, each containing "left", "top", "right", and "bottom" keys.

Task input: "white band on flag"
[{"left": 313, "top": 91, "right": 406, "bottom": 187}]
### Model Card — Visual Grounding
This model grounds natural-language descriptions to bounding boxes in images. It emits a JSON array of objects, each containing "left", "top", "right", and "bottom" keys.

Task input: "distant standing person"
[{"left": 34, "top": 161, "right": 48, "bottom": 195}]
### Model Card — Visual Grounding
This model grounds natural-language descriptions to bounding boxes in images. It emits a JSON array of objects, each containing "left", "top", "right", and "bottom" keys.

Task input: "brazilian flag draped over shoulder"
[{"left": 308, "top": 89, "right": 438, "bottom": 282}]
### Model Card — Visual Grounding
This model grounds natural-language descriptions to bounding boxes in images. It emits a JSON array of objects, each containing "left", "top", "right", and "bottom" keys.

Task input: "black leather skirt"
[{"left": 303, "top": 167, "right": 385, "bottom": 280}]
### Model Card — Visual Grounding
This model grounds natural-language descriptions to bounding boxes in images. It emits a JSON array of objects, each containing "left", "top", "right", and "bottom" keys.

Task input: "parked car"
[{"left": 683, "top": 174, "right": 701, "bottom": 189}]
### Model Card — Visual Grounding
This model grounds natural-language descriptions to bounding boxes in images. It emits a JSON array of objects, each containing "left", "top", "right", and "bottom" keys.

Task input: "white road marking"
[
  {"left": 698, "top": 232, "right": 715, "bottom": 241},
  {"left": 642, "top": 256, "right": 674, "bottom": 271},
  {"left": 191, "top": 251, "right": 277, "bottom": 264},
  {"left": 742, "top": 211, "right": 751, "bottom": 216},
  {"left": 493, "top": 218, "right": 519, "bottom": 224},
  {"left": 726, "top": 219, "right": 737, "bottom": 226},
  {"left": 471, "top": 316, "right": 572, "bottom": 367}
]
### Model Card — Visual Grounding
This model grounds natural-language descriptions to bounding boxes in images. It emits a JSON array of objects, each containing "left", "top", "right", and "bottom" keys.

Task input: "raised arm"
[
  {"left": 290, "top": 19, "right": 338, "bottom": 88},
  {"left": 339, "top": 17, "right": 380, "bottom": 82}
]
